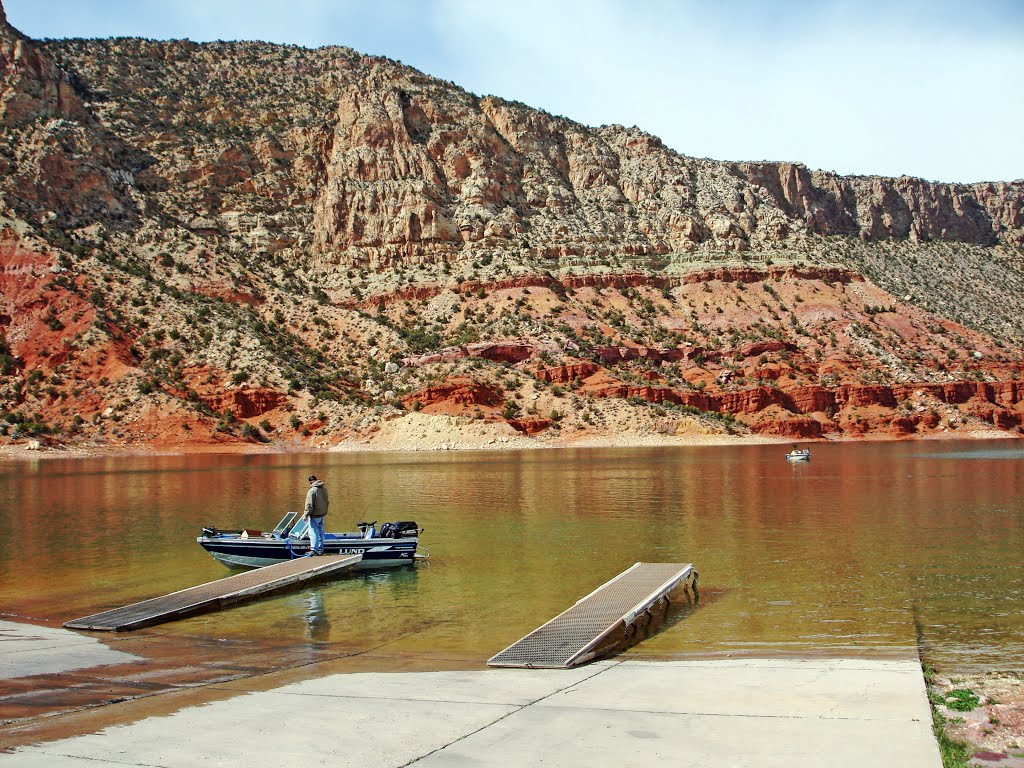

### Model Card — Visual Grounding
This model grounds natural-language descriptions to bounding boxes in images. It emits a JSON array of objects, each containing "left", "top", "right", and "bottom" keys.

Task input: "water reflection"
[
  {"left": 0, "top": 440, "right": 1021, "bottom": 674},
  {"left": 632, "top": 582, "right": 701, "bottom": 647},
  {"left": 304, "top": 590, "right": 331, "bottom": 643}
]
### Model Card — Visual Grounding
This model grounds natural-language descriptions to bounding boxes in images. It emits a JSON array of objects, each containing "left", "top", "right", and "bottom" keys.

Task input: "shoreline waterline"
[
  {"left": 0, "top": 620, "right": 942, "bottom": 766},
  {"left": 0, "top": 424, "right": 1016, "bottom": 463}
]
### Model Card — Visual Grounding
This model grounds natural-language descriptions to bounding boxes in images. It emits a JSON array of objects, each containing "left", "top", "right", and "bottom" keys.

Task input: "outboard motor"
[{"left": 392, "top": 521, "right": 420, "bottom": 538}]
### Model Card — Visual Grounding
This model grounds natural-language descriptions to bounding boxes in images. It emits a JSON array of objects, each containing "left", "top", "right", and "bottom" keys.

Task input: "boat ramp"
[
  {"left": 64, "top": 553, "right": 362, "bottom": 631},
  {"left": 488, "top": 562, "right": 697, "bottom": 668}
]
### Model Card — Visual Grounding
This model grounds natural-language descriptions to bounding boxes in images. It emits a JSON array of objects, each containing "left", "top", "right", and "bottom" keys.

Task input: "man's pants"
[{"left": 308, "top": 516, "right": 325, "bottom": 554}]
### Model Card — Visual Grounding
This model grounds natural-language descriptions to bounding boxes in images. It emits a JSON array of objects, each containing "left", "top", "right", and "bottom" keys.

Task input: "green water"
[{"left": 0, "top": 441, "right": 1021, "bottom": 672}]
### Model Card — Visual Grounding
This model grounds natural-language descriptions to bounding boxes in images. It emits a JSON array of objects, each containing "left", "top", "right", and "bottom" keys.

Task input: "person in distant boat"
[{"left": 301, "top": 475, "right": 329, "bottom": 556}]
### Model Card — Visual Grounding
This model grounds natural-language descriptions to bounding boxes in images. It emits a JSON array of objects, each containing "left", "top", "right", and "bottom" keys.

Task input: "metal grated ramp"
[
  {"left": 487, "top": 562, "right": 697, "bottom": 669},
  {"left": 64, "top": 554, "right": 362, "bottom": 631}
]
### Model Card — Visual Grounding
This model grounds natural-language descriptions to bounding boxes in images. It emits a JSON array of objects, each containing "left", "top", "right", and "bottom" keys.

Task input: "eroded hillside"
[{"left": 1, "top": 0, "right": 1022, "bottom": 451}]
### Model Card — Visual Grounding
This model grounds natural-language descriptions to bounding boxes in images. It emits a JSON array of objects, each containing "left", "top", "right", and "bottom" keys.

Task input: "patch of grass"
[
  {"left": 943, "top": 689, "right": 981, "bottom": 712},
  {"left": 930, "top": 708, "right": 972, "bottom": 768},
  {"left": 922, "top": 662, "right": 974, "bottom": 768}
]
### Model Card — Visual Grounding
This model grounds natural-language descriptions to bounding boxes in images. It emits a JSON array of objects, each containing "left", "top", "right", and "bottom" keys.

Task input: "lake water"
[{"left": 1, "top": 440, "right": 1021, "bottom": 674}]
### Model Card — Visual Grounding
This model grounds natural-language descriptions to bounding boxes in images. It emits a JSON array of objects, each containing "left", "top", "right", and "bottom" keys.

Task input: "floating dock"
[
  {"left": 487, "top": 562, "right": 697, "bottom": 669},
  {"left": 64, "top": 554, "right": 362, "bottom": 631}
]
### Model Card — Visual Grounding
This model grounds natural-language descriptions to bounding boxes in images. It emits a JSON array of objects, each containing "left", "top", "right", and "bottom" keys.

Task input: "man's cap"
[{"left": 308, "top": 475, "right": 318, "bottom": 482}]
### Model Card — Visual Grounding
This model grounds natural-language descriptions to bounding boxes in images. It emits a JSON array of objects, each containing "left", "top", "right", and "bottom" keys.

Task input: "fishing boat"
[
  {"left": 198, "top": 512, "right": 422, "bottom": 569},
  {"left": 785, "top": 447, "right": 811, "bottom": 461}
]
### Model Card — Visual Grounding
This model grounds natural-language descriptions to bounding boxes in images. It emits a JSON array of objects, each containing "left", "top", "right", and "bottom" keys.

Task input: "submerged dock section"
[
  {"left": 64, "top": 554, "right": 362, "bottom": 631},
  {"left": 487, "top": 562, "right": 697, "bottom": 669}
]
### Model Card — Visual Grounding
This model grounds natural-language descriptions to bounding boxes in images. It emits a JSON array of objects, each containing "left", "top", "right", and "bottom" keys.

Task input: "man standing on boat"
[{"left": 302, "top": 475, "right": 329, "bottom": 556}]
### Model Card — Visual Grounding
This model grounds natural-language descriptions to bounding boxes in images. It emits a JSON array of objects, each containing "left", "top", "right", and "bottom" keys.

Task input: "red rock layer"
[
  {"left": 402, "top": 379, "right": 503, "bottom": 412},
  {"left": 202, "top": 388, "right": 288, "bottom": 419}
]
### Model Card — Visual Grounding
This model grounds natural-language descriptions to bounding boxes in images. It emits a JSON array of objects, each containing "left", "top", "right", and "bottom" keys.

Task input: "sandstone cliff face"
[
  {"left": 303, "top": 87, "right": 1024, "bottom": 263},
  {"left": 17, "top": 26, "right": 1022, "bottom": 270},
  {"left": 13, "top": 17, "right": 1017, "bottom": 347},
  {"left": 0, "top": 12, "right": 143, "bottom": 227},
  {"left": 0, "top": 1, "right": 1022, "bottom": 451},
  {"left": 735, "top": 162, "right": 1024, "bottom": 249},
  {"left": 0, "top": 7, "right": 87, "bottom": 124}
]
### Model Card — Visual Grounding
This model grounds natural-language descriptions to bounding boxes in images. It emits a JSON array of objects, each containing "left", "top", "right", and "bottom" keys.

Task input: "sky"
[{"left": 6, "top": 0, "right": 1023, "bottom": 183}]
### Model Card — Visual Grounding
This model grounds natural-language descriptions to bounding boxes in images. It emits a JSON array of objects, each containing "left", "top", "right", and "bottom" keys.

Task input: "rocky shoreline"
[
  {"left": 927, "top": 668, "right": 1024, "bottom": 766},
  {"left": 0, "top": 416, "right": 1016, "bottom": 462}
]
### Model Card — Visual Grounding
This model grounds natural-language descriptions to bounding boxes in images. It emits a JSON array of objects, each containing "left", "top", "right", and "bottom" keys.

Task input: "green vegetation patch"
[
  {"left": 931, "top": 708, "right": 972, "bottom": 768},
  {"left": 943, "top": 689, "right": 981, "bottom": 712}
]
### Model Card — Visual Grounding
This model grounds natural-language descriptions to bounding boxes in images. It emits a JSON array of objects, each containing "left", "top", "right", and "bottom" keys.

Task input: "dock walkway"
[
  {"left": 64, "top": 554, "right": 362, "bottom": 631},
  {"left": 488, "top": 562, "right": 696, "bottom": 668}
]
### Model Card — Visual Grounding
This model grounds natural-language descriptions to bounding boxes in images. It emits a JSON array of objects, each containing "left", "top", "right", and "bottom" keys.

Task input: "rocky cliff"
[{"left": 0, "top": 0, "right": 1022, "bottom": 450}]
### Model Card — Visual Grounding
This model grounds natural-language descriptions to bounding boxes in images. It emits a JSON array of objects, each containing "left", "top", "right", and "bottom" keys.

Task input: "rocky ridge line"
[{"left": 0, "top": 1, "right": 1022, "bottom": 452}]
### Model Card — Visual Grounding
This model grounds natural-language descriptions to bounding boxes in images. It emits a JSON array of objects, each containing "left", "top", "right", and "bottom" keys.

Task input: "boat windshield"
[
  {"left": 289, "top": 518, "right": 310, "bottom": 540},
  {"left": 271, "top": 512, "right": 298, "bottom": 538}
]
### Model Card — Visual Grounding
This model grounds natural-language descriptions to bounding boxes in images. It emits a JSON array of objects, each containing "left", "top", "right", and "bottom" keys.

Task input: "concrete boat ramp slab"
[
  {"left": 0, "top": 621, "right": 140, "bottom": 680},
  {"left": 1, "top": 621, "right": 941, "bottom": 767}
]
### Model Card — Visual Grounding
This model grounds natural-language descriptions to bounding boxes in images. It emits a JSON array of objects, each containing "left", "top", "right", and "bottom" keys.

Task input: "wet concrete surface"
[
  {"left": 0, "top": 586, "right": 926, "bottom": 757},
  {"left": 0, "top": 617, "right": 479, "bottom": 751},
  {"left": 0, "top": 580, "right": 944, "bottom": 766},
  {"left": 2, "top": 652, "right": 943, "bottom": 767}
]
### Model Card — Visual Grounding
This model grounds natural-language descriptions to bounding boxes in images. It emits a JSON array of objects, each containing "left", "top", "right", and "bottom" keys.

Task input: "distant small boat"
[{"left": 786, "top": 448, "right": 811, "bottom": 461}]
